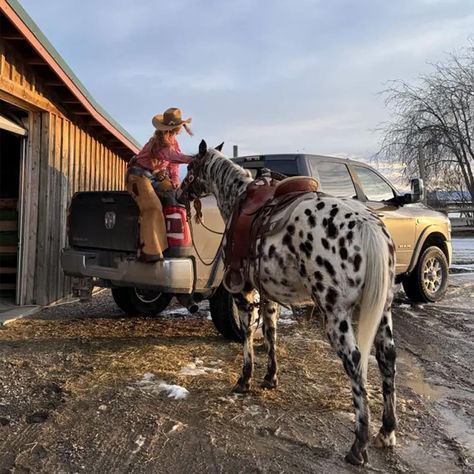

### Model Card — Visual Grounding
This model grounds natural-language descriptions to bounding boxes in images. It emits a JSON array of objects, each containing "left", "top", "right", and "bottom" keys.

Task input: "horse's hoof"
[
  {"left": 261, "top": 378, "right": 278, "bottom": 390},
  {"left": 374, "top": 429, "right": 396, "bottom": 448},
  {"left": 232, "top": 383, "right": 250, "bottom": 394},
  {"left": 344, "top": 445, "right": 368, "bottom": 466}
]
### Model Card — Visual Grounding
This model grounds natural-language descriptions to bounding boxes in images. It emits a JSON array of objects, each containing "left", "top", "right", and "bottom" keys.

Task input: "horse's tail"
[{"left": 357, "top": 222, "right": 391, "bottom": 381}]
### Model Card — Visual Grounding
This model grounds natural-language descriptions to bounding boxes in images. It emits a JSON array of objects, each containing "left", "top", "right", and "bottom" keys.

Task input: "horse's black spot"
[
  {"left": 316, "top": 255, "right": 323, "bottom": 266},
  {"left": 348, "top": 277, "right": 356, "bottom": 287},
  {"left": 304, "top": 208, "right": 312, "bottom": 216},
  {"left": 316, "top": 202, "right": 325, "bottom": 210},
  {"left": 327, "top": 221, "right": 338, "bottom": 239},
  {"left": 316, "top": 282, "right": 325, "bottom": 292},
  {"left": 314, "top": 271, "right": 323, "bottom": 280},
  {"left": 321, "top": 238, "right": 330, "bottom": 250},
  {"left": 330, "top": 207, "right": 339, "bottom": 218},
  {"left": 325, "top": 303, "right": 334, "bottom": 313},
  {"left": 268, "top": 245, "right": 276, "bottom": 258},
  {"left": 354, "top": 245, "right": 361, "bottom": 251},
  {"left": 339, "top": 320, "right": 349, "bottom": 333},
  {"left": 347, "top": 231, "right": 353, "bottom": 242},
  {"left": 326, "top": 287, "right": 338, "bottom": 305},
  {"left": 339, "top": 334, "right": 345, "bottom": 345},
  {"left": 287, "top": 224, "right": 295, "bottom": 236},
  {"left": 295, "top": 216, "right": 299, "bottom": 222},
  {"left": 385, "top": 326, "right": 393, "bottom": 339},
  {"left": 308, "top": 215, "right": 316, "bottom": 227},
  {"left": 300, "top": 263, "right": 307, "bottom": 276},
  {"left": 322, "top": 218, "right": 328, "bottom": 227},
  {"left": 307, "top": 233, "right": 314, "bottom": 241},
  {"left": 352, "top": 350, "right": 361, "bottom": 366},
  {"left": 281, "top": 278, "right": 288, "bottom": 285},
  {"left": 299, "top": 230, "right": 304, "bottom": 238},
  {"left": 354, "top": 254, "right": 362, "bottom": 272},
  {"left": 332, "top": 246, "right": 336, "bottom": 254},
  {"left": 341, "top": 262, "right": 346, "bottom": 270},
  {"left": 345, "top": 213, "right": 352, "bottom": 219},
  {"left": 339, "top": 223, "right": 345, "bottom": 230},
  {"left": 299, "top": 242, "right": 311, "bottom": 258},
  {"left": 382, "top": 316, "right": 388, "bottom": 325},
  {"left": 323, "top": 259, "right": 335, "bottom": 276},
  {"left": 348, "top": 221, "right": 356, "bottom": 229},
  {"left": 282, "top": 234, "right": 292, "bottom": 247},
  {"left": 339, "top": 237, "right": 345, "bottom": 247},
  {"left": 340, "top": 247, "right": 348, "bottom": 260}
]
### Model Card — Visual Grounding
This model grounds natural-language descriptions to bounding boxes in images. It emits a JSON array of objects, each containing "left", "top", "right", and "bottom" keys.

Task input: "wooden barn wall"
[{"left": 0, "top": 39, "right": 128, "bottom": 305}]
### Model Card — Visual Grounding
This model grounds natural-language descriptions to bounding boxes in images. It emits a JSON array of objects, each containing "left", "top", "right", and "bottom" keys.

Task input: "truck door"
[{"left": 352, "top": 165, "right": 415, "bottom": 273}]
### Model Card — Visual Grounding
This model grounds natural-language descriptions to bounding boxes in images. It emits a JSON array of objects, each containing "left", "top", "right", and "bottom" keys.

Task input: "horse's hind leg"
[
  {"left": 261, "top": 300, "right": 279, "bottom": 389},
  {"left": 374, "top": 297, "right": 397, "bottom": 448},
  {"left": 232, "top": 289, "right": 259, "bottom": 393},
  {"left": 325, "top": 309, "right": 370, "bottom": 466}
]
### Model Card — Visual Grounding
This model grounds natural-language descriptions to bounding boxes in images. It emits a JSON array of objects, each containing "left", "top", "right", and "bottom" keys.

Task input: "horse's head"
[{"left": 176, "top": 139, "right": 224, "bottom": 205}]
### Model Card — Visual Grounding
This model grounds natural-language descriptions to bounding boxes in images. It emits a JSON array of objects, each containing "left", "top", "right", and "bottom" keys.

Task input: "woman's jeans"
[{"left": 126, "top": 167, "right": 174, "bottom": 258}]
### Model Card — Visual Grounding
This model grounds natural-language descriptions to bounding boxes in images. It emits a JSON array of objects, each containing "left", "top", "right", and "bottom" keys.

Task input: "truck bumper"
[{"left": 61, "top": 248, "right": 194, "bottom": 293}]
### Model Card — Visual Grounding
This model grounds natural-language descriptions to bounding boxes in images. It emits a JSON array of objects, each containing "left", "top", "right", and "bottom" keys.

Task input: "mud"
[{"left": 0, "top": 274, "right": 473, "bottom": 473}]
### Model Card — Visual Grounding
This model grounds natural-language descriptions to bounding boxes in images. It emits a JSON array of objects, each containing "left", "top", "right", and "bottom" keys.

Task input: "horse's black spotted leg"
[
  {"left": 232, "top": 290, "right": 258, "bottom": 393},
  {"left": 374, "top": 302, "right": 397, "bottom": 448},
  {"left": 326, "top": 310, "right": 370, "bottom": 465},
  {"left": 261, "top": 300, "right": 279, "bottom": 389}
]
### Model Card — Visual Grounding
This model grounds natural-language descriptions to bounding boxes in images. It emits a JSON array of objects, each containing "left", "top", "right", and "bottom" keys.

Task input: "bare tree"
[{"left": 377, "top": 43, "right": 474, "bottom": 204}]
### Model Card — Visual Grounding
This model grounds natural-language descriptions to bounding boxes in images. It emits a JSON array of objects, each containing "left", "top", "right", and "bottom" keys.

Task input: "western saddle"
[{"left": 223, "top": 172, "right": 319, "bottom": 292}]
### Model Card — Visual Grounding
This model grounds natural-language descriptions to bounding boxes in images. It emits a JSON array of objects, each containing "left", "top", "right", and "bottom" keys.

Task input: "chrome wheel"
[
  {"left": 422, "top": 257, "right": 443, "bottom": 295},
  {"left": 134, "top": 288, "right": 163, "bottom": 304}
]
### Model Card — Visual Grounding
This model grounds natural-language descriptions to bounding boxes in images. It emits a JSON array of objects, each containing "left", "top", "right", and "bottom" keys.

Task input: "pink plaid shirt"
[{"left": 133, "top": 137, "right": 192, "bottom": 187}]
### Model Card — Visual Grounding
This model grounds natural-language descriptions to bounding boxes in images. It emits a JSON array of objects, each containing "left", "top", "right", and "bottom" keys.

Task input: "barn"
[{"left": 0, "top": 0, "right": 140, "bottom": 307}]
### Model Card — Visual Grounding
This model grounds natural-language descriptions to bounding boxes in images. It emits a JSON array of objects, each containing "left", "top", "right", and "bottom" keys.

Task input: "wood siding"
[{"left": 1, "top": 38, "right": 129, "bottom": 305}]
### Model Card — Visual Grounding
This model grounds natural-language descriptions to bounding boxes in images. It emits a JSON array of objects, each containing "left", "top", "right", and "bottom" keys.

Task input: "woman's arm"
[{"left": 158, "top": 147, "right": 193, "bottom": 164}]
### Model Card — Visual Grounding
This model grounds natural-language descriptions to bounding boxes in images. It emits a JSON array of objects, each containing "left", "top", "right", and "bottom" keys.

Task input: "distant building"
[{"left": 0, "top": 0, "right": 140, "bottom": 306}]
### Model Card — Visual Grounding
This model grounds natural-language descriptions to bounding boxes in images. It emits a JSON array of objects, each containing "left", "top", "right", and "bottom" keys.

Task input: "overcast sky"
[{"left": 20, "top": 0, "right": 474, "bottom": 163}]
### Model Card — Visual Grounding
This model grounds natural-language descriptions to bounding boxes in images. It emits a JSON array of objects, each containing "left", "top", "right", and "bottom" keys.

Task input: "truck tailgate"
[{"left": 69, "top": 192, "right": 139, "bottom": 252}]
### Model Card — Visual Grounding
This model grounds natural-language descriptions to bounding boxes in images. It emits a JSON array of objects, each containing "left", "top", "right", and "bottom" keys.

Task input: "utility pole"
[
  {"left": 233, "top": 145, "right": 238, "bottom": 158},
  {"left": 417, "top": 145, "right": 427, "bottom": 204}
]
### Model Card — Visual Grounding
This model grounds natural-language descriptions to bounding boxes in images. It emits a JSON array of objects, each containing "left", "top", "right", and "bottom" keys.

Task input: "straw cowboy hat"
[{"left": 152, "top": 107, "right": 192, "bottom": 131}]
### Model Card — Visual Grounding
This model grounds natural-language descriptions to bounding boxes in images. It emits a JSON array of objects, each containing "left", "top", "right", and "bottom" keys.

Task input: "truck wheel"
[
  {"left": 111, "top": 287, "right": 172, "bottom": 316},
  {"left": 209, "top": 284, "right": 243, "bottom": 342},
  {"left": 402, "top": 246, "right": 449, "bottom": 303}
]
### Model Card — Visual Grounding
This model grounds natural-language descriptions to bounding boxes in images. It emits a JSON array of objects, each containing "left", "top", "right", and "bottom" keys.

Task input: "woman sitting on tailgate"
[{"left": 126, "top": 107, "right": 193, "bottom": 263}]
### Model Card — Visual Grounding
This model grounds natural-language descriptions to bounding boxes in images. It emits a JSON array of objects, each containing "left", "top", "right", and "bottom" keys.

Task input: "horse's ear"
[
  {"left": 198, "top": 139, "right": 207, "bottom": 157},
  {"left": 215, "top": 142, "right": 224, "bottom": 152}
]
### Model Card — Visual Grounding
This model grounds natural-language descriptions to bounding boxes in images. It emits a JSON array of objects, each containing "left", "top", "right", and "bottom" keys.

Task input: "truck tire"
[
  {"left": 111, "top": 287, "right": 172, "bottom": 316},
  {"left": 402, "top": 246, "right": 449, "bottom": 303},
  {"left": 209, "top": 284, "right": 243, "bottom": 342}
]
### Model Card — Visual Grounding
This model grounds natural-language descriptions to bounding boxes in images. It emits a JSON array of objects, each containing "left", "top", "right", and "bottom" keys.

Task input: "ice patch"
[
  {"left": 132, "top": 435, "right": 146, "bottom": 454},
  {"left": 179, "top": 358, "right": 223, "bottom": 376},
  {"left": 134, "top": 373, "right": 189, "bottom": 399}
]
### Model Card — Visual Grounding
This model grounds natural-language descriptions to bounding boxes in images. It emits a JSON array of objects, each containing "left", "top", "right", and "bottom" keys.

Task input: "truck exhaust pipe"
[{"left": 176, "top": 295, "right": 200, "bottom": 314}]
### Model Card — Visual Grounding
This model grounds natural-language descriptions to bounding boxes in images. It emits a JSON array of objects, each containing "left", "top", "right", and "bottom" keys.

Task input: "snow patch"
[
  {"left": 179, "top": 358, "right": 223, "bottom": 376},
  {"left": 134, "top": 373, "right": 189, "bottom": 399}
]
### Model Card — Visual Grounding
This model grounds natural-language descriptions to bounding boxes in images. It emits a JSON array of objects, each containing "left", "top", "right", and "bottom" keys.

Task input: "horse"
[{"left": 176, "top": 141, "right": 397, "bottom": 465}]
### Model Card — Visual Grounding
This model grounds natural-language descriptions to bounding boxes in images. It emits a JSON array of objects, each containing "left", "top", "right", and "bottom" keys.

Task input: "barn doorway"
[{"left": 0, "top": 104, "right": 27, "bottom": 305}]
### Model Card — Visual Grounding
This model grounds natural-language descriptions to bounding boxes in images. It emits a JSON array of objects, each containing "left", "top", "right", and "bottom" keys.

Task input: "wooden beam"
[
  {"left": 0, "top": 33, "right": 25, "bottom": 40},
  {"left": 26, "top": 57, "right": 48, "bottom": 66},
  {"left": 45, "top": 81, "right": 67, "bottom": 87}
]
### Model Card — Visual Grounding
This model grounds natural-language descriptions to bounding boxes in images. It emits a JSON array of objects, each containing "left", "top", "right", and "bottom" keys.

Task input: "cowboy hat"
[{"left": 152, "top": 107, "right": 192, "bottom": 131}]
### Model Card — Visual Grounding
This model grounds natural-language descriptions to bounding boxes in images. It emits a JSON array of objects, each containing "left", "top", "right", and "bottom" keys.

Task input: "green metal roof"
[{"left": 6, "top": 0, "right": 141, "bottom": 150}]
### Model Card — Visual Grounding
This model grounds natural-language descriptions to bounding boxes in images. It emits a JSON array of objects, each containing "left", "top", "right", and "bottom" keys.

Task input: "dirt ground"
[{"left": 0, "top": 274, "right": 473, "bottom": 473}]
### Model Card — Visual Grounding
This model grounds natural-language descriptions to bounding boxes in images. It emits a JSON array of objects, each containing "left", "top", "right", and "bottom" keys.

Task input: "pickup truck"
[{"left": 62, "top": 153, "right": 452, "bottom": 341}]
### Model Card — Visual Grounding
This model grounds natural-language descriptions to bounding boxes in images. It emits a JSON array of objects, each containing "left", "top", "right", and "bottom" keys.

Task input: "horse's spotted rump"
[{"left": 177, "top": 144, "right": 397, "bottom": 466}]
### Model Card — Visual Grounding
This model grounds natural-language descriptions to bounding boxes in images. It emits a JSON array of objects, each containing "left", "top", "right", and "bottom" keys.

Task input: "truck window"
[
  {"left": 315, "top": 161, "right": 357, "bottom": 199},
  {"left": 354, "top": 166, "right": 395, "bottom": 202}
]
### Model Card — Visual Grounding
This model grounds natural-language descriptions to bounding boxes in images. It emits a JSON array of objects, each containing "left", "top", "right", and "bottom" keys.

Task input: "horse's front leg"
[
  {"left": 232, "top": 289, "right": 258, "bottom": 393},
  {"left": 261, "top": 300, "right": 279, "bottom": 389}
]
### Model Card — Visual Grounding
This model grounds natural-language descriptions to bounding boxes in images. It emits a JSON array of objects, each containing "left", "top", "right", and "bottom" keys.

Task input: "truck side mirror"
[{"left": 410, "top": 178, "right": 424, "bottom": 203}]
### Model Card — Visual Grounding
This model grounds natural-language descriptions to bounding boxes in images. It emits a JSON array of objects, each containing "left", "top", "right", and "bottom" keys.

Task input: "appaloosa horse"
[{"left": 177, "top": 141, "right": 397, "bottom": 465}]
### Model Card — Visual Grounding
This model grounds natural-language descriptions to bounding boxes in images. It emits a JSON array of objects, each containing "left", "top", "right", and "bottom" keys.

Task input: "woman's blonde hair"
[{"left": 149, "top": 125, "right": 193, "bottom": 155}]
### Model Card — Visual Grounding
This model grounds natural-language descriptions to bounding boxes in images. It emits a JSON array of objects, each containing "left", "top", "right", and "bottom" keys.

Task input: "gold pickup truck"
[
  {"left": 62, "top": 153, "right": 451, "bottom": 342},
  {"left": 236, "top": 154, "right": 452, "bottom": 304}
]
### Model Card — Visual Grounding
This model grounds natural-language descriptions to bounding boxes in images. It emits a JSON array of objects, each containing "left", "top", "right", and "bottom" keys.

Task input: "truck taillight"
[{"left": 164, "top": 206, "right": 191, "bottom": 247}]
